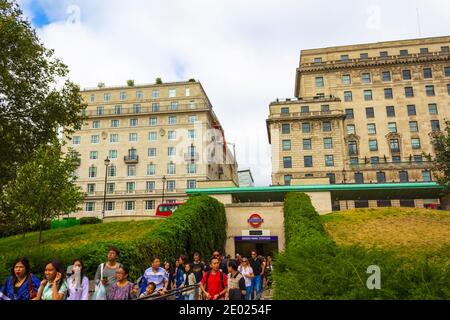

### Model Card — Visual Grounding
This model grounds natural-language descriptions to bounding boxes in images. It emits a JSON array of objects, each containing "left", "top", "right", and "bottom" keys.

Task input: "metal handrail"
[{"left": 135, "top": 284, "right": 200, "bottom": 301}]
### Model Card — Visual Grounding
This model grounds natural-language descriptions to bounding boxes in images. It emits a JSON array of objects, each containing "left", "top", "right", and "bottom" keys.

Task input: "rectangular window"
[
  {"left": 324, "top": 155, "right": 334, "bottom": 167},
  {"left": 167, "top": 181, "right": 176, "bottom": 191},
  {"left": 73, "top": 136, "right": 81, "bottom": 145},
  {"left": 423, "top": 68, "right": 433, "bottom": 79},
  {"left": 414, "top": 155, "right": 423, "bottom": 163},
  {"left": 355, "top": 173, "right": 364, "bottom": 184},
  {"left": 380, "top": 51, "right": 389, "bottom": 58},
  {"left": 127, "top": 165, "right": 136, "bottom": 177},
  {"left": 106, "top": 202, "right": 115, "bottom": 211},
  {"left": 304, "top": 156, "right": 313, "bottom": 168},
  {"left": 350, "top": 157, "right": 359, "bottom": 165},
  {"left": 148, "top": 148, "right": 156, "bottom": 157},
  {"left": 136, "top": 90, "right": 143, "bottom": 99},
  {"left": 168, "top": 131, "right": 177, "bottom": 140},
  {"left": 86, "top": 202, "right": 95, "bottom": 212},
  {"left": 170, "top": 101, "right": 179, "bottom": 111},
  {"left": 281, "top": 107, "right": 290, "bottom": 114},
  {"left": 340, "top": 55, "right": 349, "bottom": 61},
  {"left": 188, "top": 129, "right": 196, "bottom": 139},
  {"left": 152, "top": 90, "right": 160, "bottom": 98},
  {"left": 392, "top": 156, "right": 401, "bottom": 163},
  {"left": 88, "top": 166, "right": 97, "bottom": 178},
  {"left": 301, "top": 106, "right": 309, "bottom": 114},
  {"left": 445, "top": 67, "right": 450, "bottom": 77},
  {"left": 422, "top": 171, "right": 432, "bottom": 182},
  {"left": 411, "top": 138, "right": 421, "bottom": 149},
  {"left": 284, "top": 175, "right": 292, "bottom": 186},
  {"left": 405, "top": 87, "right": 414, "bottom": 97},
  {"left": 91, "top": 135, "right": 99, "bottom": 144},
  {"left": 119, "top": 91, "right": 127, "bottom": 101},
  {"left": 130, "top": 119, "right": 138, "bottom": 127},
  {"left": 327, "top": 173, "right": 336, "bottom": 185},
  {"left": 107, "top": 165, "right": 116, "bottom": 177},
  {"left": 187, "top": 180, "right": 197, "bottom": 189},
  {"left": 129, "top": 133, "right": 138, "bottom": 142},
  {"left": 376, "top": 172, "right": 386, "bottom": 183},
  {"left": 168, "top": 116, "right": 177, "bottom": 125},
  {"left": 360, "top": 53, "right": 369, "bottom": 59},
  {"left": 314, "top": 57, "right": 322, "bottom": 63},
  {"left": 400, "top": 50, "right": 409, "bottom": 56},
  {"left": 87, "top": 183, "right": 95, "bottom": 194},
  {"left": 361, "top": 73, "right": 371, "bottom": 83},
  {"left": 281, "top": 124, "right": 290, "bottom": 134},
  {"left": 321, "top": 105, "right": 330, "bottom": 113},
  {"left": 149, "top": 117, "right": 157, "bottom": 126},
  {"left": 151, "top": 103, "right": 160, "bottom": 112},
  {"left": 388, "top": 122, "right": 397, "bottom": 133},
  {"left": 428, "top": 104, "right": 438, "bottom": 115},
  {"left": 185, "top": 88, "right": 191, "bottom": 96},
  {"left": 90, "top": 94, "right": 95, "bottom": 102},
  {"left": 96, "top": 106, "right": 104, "bottom": 116},
  {"left": 402, "top": 70, "right": 412, "bottom": 80},
  {"left": 342, "top": 74, "right": 351, "bottom": 85},
  {"left": 386, "top": 106, "right": 395, "bottom": 117},
  {"left": 109, "top": 150, "right": 117, "bottom": 159},
  {"left": 148, "top": 132, "right": 157, "bottom": 141},
  {"left": 371, "top": 157, "right": 380, "bottom": 164},
  {"left": 442, "top": 46, "right": 450, "bottom": 52},
  {"left": 188, "top": 115, "right": 197, "bottom": 123},
  {"left": 431, "top": 120, "right": 440, "bottom": 132},
  {"left": 426, "top": 85, "right": 435, "bottom": 96},
  {"left": 367, "top": 123, "right": 376, "bottom": 134},
  {"left": 145, "top": 200, "right": 155, "bottom": 210},
  {"left": 348, "top": 141, "right": 358, "bottom": 156},
  {"left": 323, "top": 121, "right": 332, "bottom": 132},
  {"left": 407, "top": 105, "right": 416, "bottom": 116},
  {"left": 147, "top": 164, "right": 156, "bottom": 176},
  {"left": 168, "top": 147, "right": 176, "bottom": 157},
  {"left": 168, "top": 89, "right": 176, "bottom": 98},
  {"left": 345, "top": 109, "right": 354, "bottom": 119},
  {"left": 382, "top": 71, "right": 391, "bottom": 81},
  {"left": 384, "top": 88, "right": 393, "bottom": 99},
  {"left": 409, "top": 121, "right": 419, "bottom": 132},
  {"left": 187, "top": 163, "right": 197, "bottom": 174},
  {"left": 282, "top": 140, "right": 291, "bottom": 151},
  {"left": 114, "top": 105, "right": 122, "bottom": 115},
  {"left": 365, "top": 107, "right": 375, "bottom": 118},
  {"left": 324, "top": 138, "right": 333, "bottom": 149},
  {"left": 302, "top": 122, "right": 311, "bottom": 133},
  {"left": 390, "top": 139, "right": 400, "bottom": 152},
  {"left": 89, "top": 151, "right": 98, "bottom": 160},
  {"left": 283, "top": 157, "right": 292, "bottom": 169},
  {"left": 344, "top": 91, "right": 353, "bottom": 102},
  {"left": 126, "top": 182, "right": 135, "bottom": 193},
  {"left": 103, "top": 93, "right": 111, "bottom": 102},
  {"left": 369, "top": 140, "right": 378, "bottom": 151},
  {"left": 448, "top": 84, "right": 450, "bottom": 95},
  {"left": 132, "top": 104, "right": 141, "bottom": 113},
  {"left": 399, "top": 171, "right": 409, "bottom": 183},
  {"left": 111, "top": 119, "right": 119, "bottom": 128},
  {"left": 303, "top": 139, "right": 312, "bottom": 150},
  {"left": 167, "top": 163, "right": 176, "bottom": 175},
  {"left": 420, "top": 48, "right": 429, "bottom": 54},
  {"left": 125, "top": 201, "right": 135, "bottom": 211},
  {"left": 347, "top": 124, "right": 356, "bottom": 135},
  {"left": 315, "top": 76, "right": 324, "bottom": 87},
  {"left": 92, "top": 120, "right": 100, "bottom": 129},
  {"left": 364, "top": 90, "right": 373, "bottom": 101}
]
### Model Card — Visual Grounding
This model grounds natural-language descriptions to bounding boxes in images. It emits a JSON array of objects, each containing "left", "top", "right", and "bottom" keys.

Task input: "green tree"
[
  {"left": 428, "top": 120, "right": 450, "bottom": 194},
  {"left": 0, "top": 0, "right": 86, "bottom": 190},
  {"left": 4, "top": 142, "right": 85, "bottom": 244}
]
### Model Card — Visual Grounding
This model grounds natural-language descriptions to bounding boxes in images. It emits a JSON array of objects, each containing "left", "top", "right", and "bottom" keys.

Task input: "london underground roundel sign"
[{"left": 248, "top": 214, "right": 264, "bottom": 228}]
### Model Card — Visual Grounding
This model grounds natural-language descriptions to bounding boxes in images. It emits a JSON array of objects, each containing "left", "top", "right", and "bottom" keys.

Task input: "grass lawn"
[
  {"left": 0, "top": 220, "right": 161, "bottom": 258},
  {"left": 321, "top": 208, "right": 450, "bottom": 268}
]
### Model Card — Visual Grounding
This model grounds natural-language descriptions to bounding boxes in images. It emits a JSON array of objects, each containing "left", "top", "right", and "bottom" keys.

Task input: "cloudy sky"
[{"left": 17, "top": 0, "right": 450, "bottom": 186}]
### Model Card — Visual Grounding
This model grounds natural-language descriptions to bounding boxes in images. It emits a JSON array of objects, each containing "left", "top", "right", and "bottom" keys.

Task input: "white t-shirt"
[{"left": 238, "top": 265, "right": 253, "bottom": 287}]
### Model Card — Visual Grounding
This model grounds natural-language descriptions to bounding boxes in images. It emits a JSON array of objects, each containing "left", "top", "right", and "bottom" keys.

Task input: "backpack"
[{"left": 204, "top": 270, "right": 225, "bottom": 292}]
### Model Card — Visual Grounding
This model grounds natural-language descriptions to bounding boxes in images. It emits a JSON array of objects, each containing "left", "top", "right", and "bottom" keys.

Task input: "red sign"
[{"left": 247, "top": 214, "right": 264, "bottom": 228}]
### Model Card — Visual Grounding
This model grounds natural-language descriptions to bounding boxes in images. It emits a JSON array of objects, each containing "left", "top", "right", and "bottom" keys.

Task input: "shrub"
[
  {"left": 79, "top": 217, "right": 102, "bottom": 225},
  {"left": 0, "top": 195, "right": 226, "bottom": 282},
  {"left": 272, "top": 192, "right": 450, "bottom": 300}
]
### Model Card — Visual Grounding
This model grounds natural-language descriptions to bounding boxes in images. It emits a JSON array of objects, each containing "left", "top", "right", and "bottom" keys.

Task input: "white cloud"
[{"left": 18, "top": 0, "right": 450, "bottom": 185}]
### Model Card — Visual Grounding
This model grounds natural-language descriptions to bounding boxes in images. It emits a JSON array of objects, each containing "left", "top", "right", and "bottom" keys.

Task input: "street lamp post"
[
  {"left": 161, "top": 175, "right": 167, "bottom": 204},
  {"left": 102, "top": 157, "right": 111, "bottom": 219}
]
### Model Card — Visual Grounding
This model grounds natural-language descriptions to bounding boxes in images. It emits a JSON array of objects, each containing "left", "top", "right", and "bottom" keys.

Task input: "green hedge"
[
  {"left": 0, "top": 194, "right": 226, "bottom": 282},
  {"left": 272, "top": 192, "right": 450, "bottom": 300},
  {"left": 79, "top": 217, "right": 102, "bottom": 225}
]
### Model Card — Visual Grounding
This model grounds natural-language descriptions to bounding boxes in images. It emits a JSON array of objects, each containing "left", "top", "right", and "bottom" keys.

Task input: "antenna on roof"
[{"left": 416, "top": 8, "right": 422, "bottom": 37}]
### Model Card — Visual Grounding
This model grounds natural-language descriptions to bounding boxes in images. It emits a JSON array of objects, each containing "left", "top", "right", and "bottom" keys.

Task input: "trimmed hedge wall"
[
  {"left": 0, "top": 194, "right": 226, "bottom": 282},
  {"left": 272, "top": 192, "right": 450, "bottom": 300}
]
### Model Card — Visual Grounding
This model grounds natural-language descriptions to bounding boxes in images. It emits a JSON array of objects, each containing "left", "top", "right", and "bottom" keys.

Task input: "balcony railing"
[
  {"left": 85, "top": 103, "right": 210, "bottom": 117},
  {"left": 184, "top": 152, "right": 200, "bottom": 161},
  {"left": 269, "top": 110, "right": 345, "bottom": 120},
  {"left": 124, "top": 155, "right": 139, "bottom": 164},
  {"left": 349, "top": 161, "right": 433, "bottom": 170},
  {"left": 90, "top": 189, "right": 186, "bottom": 197}
]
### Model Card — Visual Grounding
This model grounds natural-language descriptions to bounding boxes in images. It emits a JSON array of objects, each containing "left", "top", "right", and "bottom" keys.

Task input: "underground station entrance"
[{"left": 234, "top": 236, "right": 279, "bottom": 257}]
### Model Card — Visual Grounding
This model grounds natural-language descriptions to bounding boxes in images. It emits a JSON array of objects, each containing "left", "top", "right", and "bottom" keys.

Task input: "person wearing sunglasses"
[{"left": 237, "top": 258, "right": 254, "bottom": 300}]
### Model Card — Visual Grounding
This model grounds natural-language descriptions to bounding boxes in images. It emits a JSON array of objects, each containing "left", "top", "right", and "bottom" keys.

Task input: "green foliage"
[
  {"left": 3, "top": 142, "right": 85, "bottom": 243},
  {"left": 272, "top": 192, "right": 450, "bottom": 300},
  {"left": 428, "top": 120, "right": 450, "bottom": 194},
  {"left": 155, "top": 77, "right": 163, "bottom": 84},
  {"left": 79, "top": 217, "right": 102, "bottom": 225},
  {"left": 0, "top": 195, "right": 226, "bottom": 283},
  {"left": 127, "top": 79, "right": 135, "bottom": 87},
  {"left": 0, "top": 0, "right": 87, "bottom": 189},
  {"left": 188, "top": 78, "right": 196, "bottom": 82}
]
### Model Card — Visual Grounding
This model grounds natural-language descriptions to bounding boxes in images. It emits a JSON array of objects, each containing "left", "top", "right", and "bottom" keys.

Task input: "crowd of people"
[{"left": 0, "top": 247, "right": 273, "bottom": 301}]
